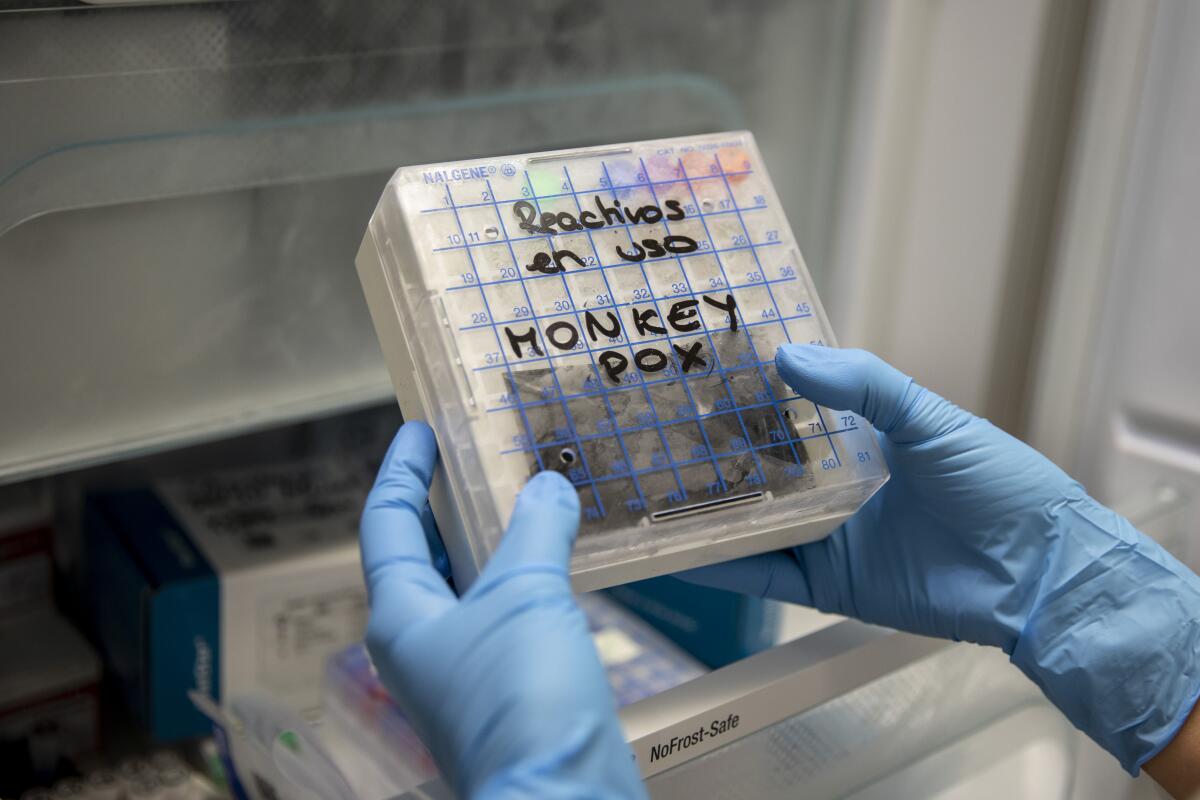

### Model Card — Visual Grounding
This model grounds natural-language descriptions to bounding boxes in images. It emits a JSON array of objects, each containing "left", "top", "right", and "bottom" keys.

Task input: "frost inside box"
[{"left": 356, "top": 131, "right": 888, "bottom": 591}]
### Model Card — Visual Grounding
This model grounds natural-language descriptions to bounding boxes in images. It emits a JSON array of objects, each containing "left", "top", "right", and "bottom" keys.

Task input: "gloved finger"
[
  {"left": 360, "top": 421, "right": 456, "bottom": 627},
  {"left": 418, "top": 501, "right": 452, "bottom": 581},
  {"left": 776, "top": 345, "right": 969, "bottom": 445},
  {"left": 677, "top": 550, "right": 814, "bottom": 605},
  {"left": 474, "top": 470, "right": 579, "bottom": 589}
]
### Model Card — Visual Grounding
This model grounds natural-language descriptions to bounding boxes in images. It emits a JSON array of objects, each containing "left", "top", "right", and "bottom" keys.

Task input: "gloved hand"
[
  {"left": 683, "top": 345, "right": 1200, "bottom": 775},
  {"left": 360, "top": 421, "right": 646, "bottom": 799}
]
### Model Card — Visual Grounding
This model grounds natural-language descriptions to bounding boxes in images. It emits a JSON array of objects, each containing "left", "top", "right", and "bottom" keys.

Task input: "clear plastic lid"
[{"left": 357, "top": 131, "right": 887, "bottom": 590}]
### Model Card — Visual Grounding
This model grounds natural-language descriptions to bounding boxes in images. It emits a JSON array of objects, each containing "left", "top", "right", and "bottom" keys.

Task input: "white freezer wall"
[
  {"left": 826, "top": 3, "right": 1197, "bottom": 797},
  {"left": 1030, "top": 0, "right": 1200, "bottom": 572},
  {"left": 825, "top": 0, "right": 1086, "bottom": 431}
]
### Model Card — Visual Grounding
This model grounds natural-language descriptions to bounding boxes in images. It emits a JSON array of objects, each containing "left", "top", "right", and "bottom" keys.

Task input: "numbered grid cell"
[
  {"left": 474, "top": 365, "right": 513, "bottom": 408},
  {"left": 542, "top": 326, "right": 588, "bottom": 365},
  {"left": 553, "top": 233, "right": 603, "bottom": 272},
  {"left": 747, "top": 319, "right": 791, "bottom": 362},
  {"left": 830, "top": 426, "right": 884, "bottom": 475},
  {"left": 622, "top": 428, "right": 671, "bottom": 473},
  {"left": 503, "top": 233, "right": 546, "bottom": 271},
  {"left": 520, "top": 276, "right": 574, "bottom": 322},
  {"left": 703, "top": 329, "right": 758, "bottom": 373},
  {"left": 616, "top": 182, "right": 665, "bottom": 220},
  {"left": 566, "top": 395, "right": 616, "bottom": 438},
  {"left": 684, "top": 372, "right": 733, "bottom": 416},
  {"left": 737, "top": 206, "right": 784, "bottom": 249},
  {"left": 609, "top": 391, "right": 657, "bottom": 434},
  {"left": 659, "top": 213, "right": 710, "bottom": 251},
  {"left": 431, "top": 249, "right": 474, "bottom": 293},
  {"left": 642, "top": 154, "right": 692, "bottom": 197},
  {"left": 590, "top": 478, "right": 646, "bottom": 529},
  {"left": 680, "top": 174, "right": 733, "bottom": 216},
  {"left": 479, "top": 250, "right": 522, "bottom": 288},
  {"left": 573, "top": 308, "right": 625, "bottom": 355},
  {"left": 753, "top": 244, "right": 802, "bottom": 286},
  {"left": 777, "top": 399, "right": 825, "bottom": 435},
  {"left": 801, "top": 434, "right": 843, "bottom": 479},
  {"left": 661, "top": 421, "right": 708, "bottom": 464},
  {"left": 446, "top": 179, "right": 492, "bottom": 207},
  {"left": 742, "top": 402, "right": 796, "bottom": 450},
  {"left": 531, "top": 190, "right": 587, "bottom": 226},
  {"left": 725, "top": 284, "right": 774, "bottom": 325},
  {"left": 581, "top": 436, "right": 630, "bottom": 481},
  {"left": 704, "top": 211, "right": 747, "bottom": 251},
  {"left": 668, "top": 334, "right": 718, "bottom": 382},
  {"left": 826, "top": 409, "right": 865, "bottom": 439},
  {"left": 583, "top": 225, "right": 630, "bottom": 270},
  {"left": 642, "top": 260, "right": 692, "bottom": 304},
  {"left": 455, "top": 203, "right": 504, "bottom": 247},
  {"left": 505, "top": 236, "right": 556, "bottom": 280},
  {"left": 526, "top": 166, "right": 568, "bottom": 200},
  {"left": 564, "top": 270, "right": 618, "bottom": 314},
  {"left": 537, "top": 439, "right": 592, "bottom": 479},
  {"left": 459, "top": 326, "right": 505, "bottom": 370},
  {"left": 603, "top": 264, "right": 650, "bottom": 306},
  {"left": 720, "top": 245, "right": 764, "bottom": 288},
  {"left": 673, "top": 196, "right": 705, "bottom": 224},
  {"left": 678, "top": 149, "right": 716, "bottom": 180},
  {"left": 715, "top": 145, "right": 753, "bottom": 173},
  {"left": 493, "top": 197, "right": 539, "bottom": 242},
  {"left": 548, "top": 356, "right": 596, "bottom": 397},
  {"left": 681, "top": 253, "right": 731, "bottom": 296},
  {"left": 486, "top": 173, "right": 528, "bottom": 204},
  {"left": 483, "top": 279, "right": 537, "bottom": 328},
  {"left": 724, "top": 360, "right": 771, "bottom": 407},
  {"left": 722, "top": 162, "right": 766, "bottom": 202},
  {"left": 641, "top": 153, "right": 680, "bottom": 183},
  {"left": 715, "top": 454, "right": 764, "bottom": 493},
  {"left": 676, "top": 461, "right": 724, "bottom": 500},
  {"left": 628, "top": 346, "right": 681, "bottom": 386},
  {"left": 701, "top": 411, "right": 753, "bottom": 456},
  {"left": 562, "top": 161, "right": 606, "bottom": 195},
  {"left": 621, "top": 302, "right": 667, "bottom": 349},
  {"left": 607, "top": 389, "right": 658, "bottom": 434},
  {"left": 784, "top": 315, "right": 828, "bottom": 347},
  {"left": 728, "top": 179, "right": 769, "bottom": 212},
  {"left": 758, "top": 363, "right": 796, "bottom": 409},
  {"left": 639, "top": 468, "right": 687, "bottom": 506},
  {"left": 505, "top": 365, "right": 562, "bottom": 407},
  {"left": 443, "top": 287, "right": 490, "bottom": 330},
  {"left": 528, "top": 400, "right": 573, "bottom": 450},
  {"left": 480, "top": 247, "right": 522, "bottom": 287},
  {"left": 602, "top": 160, "right": 644, "bottom": 202},
  {"left": 757, "top": 444, "right": 814, "bottom": 488},
  {"left": 644, "top": 377, "right": 696, "bottom": 424},
  {"left": 579, "top": 494, "right": 608, "bottom": 526}
]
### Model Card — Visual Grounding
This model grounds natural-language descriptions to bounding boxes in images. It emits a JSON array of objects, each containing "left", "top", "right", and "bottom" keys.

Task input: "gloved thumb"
[
  {"left": 776, "top": 345, "right": 969, "bottom": 445},
  {"left": 476, "top": 470, "right": 580, "bottom": 584}
]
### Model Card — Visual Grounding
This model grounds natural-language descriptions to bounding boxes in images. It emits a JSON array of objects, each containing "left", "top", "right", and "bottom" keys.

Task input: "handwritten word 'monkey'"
[{"left": 501, "top": 293, "right": 738, "bottom": 384}]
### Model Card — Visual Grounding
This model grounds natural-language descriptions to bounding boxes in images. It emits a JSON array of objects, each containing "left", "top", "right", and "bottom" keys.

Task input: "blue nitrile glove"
[
  {"left": 360, "top": 421, "right": 647, "bottom": 799},
  {"left": 682, "top": 345, "right": 1200, "bottom": 775}
]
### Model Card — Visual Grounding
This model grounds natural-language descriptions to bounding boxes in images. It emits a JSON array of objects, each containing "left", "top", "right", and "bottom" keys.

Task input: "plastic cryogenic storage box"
[{"left": 356, "top": 131, "right": 887, "bottom": 591}]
